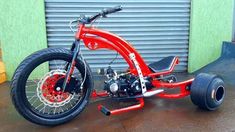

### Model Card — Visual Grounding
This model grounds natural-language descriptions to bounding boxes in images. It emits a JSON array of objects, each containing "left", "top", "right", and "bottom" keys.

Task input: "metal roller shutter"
[{"left": 45, "top": 0, "right": 191, "bottom": 72}]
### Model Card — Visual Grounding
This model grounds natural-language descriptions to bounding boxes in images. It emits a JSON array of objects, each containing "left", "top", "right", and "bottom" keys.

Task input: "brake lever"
[{"left": 69, "top": 19, "right": 79, "bottom": 33}]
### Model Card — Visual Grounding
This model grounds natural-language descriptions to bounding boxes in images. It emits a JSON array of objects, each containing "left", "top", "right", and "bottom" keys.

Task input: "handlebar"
[
  {"left": 102, "top": 5, "right": 122, "bottom": 16},
  {"left": 78, "top": 5, "right": 122, "bottom": 24}
]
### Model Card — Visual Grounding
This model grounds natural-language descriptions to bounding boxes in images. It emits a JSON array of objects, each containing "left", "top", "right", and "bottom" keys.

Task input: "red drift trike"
[{"left": 11, "top": 6, "right": 225, "bottom": 126}]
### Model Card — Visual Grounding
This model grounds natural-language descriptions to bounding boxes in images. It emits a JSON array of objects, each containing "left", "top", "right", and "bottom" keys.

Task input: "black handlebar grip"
[
  {"left": 85, "top": 6, "right": 122, "bottom": 24},
  {"left": 102, "top": 5, "right": 122, "bottom": 16}
]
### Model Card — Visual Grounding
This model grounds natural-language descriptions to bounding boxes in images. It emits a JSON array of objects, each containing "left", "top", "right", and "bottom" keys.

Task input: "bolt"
[{"left": 56, "top": 87, "right": 61, "bottom": 91}]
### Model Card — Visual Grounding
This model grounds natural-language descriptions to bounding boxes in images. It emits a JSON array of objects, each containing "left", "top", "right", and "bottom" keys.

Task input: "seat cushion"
[{"left": 148, "top": 56, "right": 176, "bottom": 73}]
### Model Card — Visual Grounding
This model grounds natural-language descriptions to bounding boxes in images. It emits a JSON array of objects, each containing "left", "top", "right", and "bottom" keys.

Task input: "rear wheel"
[
  {"left": 190, "top": 73, "right": 225, "bottom": 111},
  {"left": 11, "top": 48, "right": 93, "bottom": 126}
]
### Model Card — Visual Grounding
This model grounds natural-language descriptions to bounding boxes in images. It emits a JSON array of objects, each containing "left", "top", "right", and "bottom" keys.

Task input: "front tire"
[{"left": 11, "top": 48, "right": 94, "bottom": 126}]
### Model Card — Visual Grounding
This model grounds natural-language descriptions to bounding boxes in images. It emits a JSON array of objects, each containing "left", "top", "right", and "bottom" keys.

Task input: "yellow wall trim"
[{"left": 0, "top": 61, "right": 6, "bottom": 84}]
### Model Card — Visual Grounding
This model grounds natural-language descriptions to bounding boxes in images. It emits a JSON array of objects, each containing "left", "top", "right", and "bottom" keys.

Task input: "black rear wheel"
[
  {"left": 190, "top": 73, "right": 225, "bottom": 111},
  {"left": 11, "top": 48, "right": 93, "bottom": 126}
]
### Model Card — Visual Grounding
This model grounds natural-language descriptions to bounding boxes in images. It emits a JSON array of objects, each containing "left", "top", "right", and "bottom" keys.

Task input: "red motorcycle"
[{"left": 11, "top": 6, "right": 225, "bottom": 126}]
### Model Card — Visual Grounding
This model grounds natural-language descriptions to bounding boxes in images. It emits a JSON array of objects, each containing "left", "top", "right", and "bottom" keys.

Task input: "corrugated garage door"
[{"left": 45, "top": 0, "right": 191, "bottom": 72}]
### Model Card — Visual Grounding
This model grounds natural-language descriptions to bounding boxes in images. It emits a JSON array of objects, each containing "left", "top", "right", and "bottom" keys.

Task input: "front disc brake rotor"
[{"left": 37, "top": 70, "right": 75, "bottom": 107}]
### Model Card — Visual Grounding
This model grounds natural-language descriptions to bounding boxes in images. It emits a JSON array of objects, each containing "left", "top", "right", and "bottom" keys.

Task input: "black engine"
[{"left": 103, "top": 67, "right": 153, "bottom": 97}]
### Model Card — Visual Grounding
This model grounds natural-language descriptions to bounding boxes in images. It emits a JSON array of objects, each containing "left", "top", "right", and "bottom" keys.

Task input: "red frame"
[{"left": 76, "top": 24, "right": 194, "bottom": 115}]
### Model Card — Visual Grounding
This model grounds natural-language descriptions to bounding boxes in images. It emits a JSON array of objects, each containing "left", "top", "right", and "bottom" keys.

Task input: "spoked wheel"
[
  {"left": 30, "top": 69, "right": 80, "bottom": 114},
  {"left": 11, "top": 48, "right": 93, "bottom": 126}
]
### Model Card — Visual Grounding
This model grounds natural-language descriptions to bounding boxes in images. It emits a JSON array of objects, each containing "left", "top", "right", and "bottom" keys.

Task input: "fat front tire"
[
  {"left": 11, "top": 48, "right": 94, "bottom": 126},
  {"left": 190, "top": 73, "right": 225, "bottom": 111}
]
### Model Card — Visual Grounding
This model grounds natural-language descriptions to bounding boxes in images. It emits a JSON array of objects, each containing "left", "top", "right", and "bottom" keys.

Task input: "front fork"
[{"left": 62, "top": 40, "right": 80, "bottom": 91}]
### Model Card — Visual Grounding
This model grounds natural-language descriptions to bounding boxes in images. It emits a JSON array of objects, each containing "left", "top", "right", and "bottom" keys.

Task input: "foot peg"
[
  {"left": 98, "top": 105, "right": 111, "bottom": 116},
  {"left": 98, "top": 98, "right": 144, "bottom": 116},
  {"left": 143, "top": 89, "right": 164, "bottom": 97}
]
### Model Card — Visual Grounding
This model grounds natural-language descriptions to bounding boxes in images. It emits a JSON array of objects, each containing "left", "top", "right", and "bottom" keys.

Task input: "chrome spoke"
[
  {"left": 26, "top": 83, "right": 37, "bottom": 87},
  {"left": 69, "top": 102, "right": 73, "bottom": 108},
  {"left": 60, "top": 106, "right": 64, "bottom": 113},
  {"left": 53, "top": 107, "right": 57, "bottom": 115},
  {"left": 33, "top": 79, "right": 39, "bottom": 84},
  {"left": 39, "top": 105, "right": 46, "bottom": 113},
  {"left": 26, "top": 91, "right": 36, "bottom": 93},
  {"left": 43, "top": 105, "right": 47, "bottom": 114},
  {"left": 35, "top": 103, "right": 44, "bottom": 110},
  {"left": 28, "top": 94, "right": 37, "bottom": 101},
  {"left": 31, "top": 97, "right": 38, "bottom": 106}
]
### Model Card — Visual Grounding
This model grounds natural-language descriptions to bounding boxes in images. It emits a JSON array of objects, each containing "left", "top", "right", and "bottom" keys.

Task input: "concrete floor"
[{"left": 0, "top": 74, "right": 235, "bottom": 132}]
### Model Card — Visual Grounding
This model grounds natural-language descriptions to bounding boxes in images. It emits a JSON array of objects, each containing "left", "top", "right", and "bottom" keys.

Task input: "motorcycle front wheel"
[{"left": 11, "top": 48, "right": 93, "bottom": 126}]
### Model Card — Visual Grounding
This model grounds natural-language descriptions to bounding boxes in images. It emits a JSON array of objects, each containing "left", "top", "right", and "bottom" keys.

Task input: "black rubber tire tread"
[
  {"left": 10, "top": 47, "right": 94, "bottom": 126},
  {"left": 190, "top": 73, "right": 225, "bottom": 111},
  {"left": 206, "top": 78, "right": 225, "bottom": 109}
]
